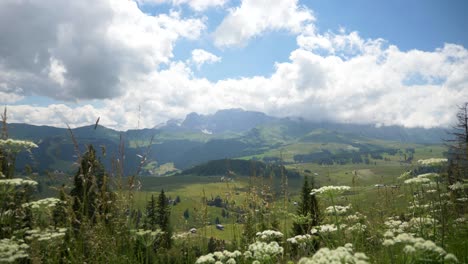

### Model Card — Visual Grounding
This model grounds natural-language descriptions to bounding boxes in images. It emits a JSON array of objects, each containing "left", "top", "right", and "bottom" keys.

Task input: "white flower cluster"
[
  {"left": 255, "top": 230, "right": 283, "bottom": 242},
  {"left": 398, "top": 171, "right": 412, "bottom": 180},
  {"left": 382, "top": 232, "right": 457, "bottom": 262},
  {"left": 245, "top": 241, "right": 284, "bottom": 262},
  {"left": 346, "top": 212, "right": 367, "bottom": 222},
  {"left": 287, "top": 234, "right": 313, "bottom": 245},
  {"left": 417, "top": 158, "right": 447, "bottom": 166},
  {"left": 325, "top": 205, "right": 351, "bottom": 215},
  {"left": 0, "top": 238, "right": 29, "bottom": 263},
  {"left": 384, "top": 219, "right": 409, "bottom": 234},
  {"left": 448, "top": 182, "right": 465, "bottom": 191},
  {"left": 311, "top": 186, "right": 350, "bottom": 195},
  {"left": 0, "top": 139, "right": 38, "bottom": 153},
  {"left": 347, "top": 223, "right": 367, "bottom": 232},
  {"left": 311, "top": 224, "right": 347, "bottom": 234},
  {"left": 195, "top": 250, "right": 242, "bottom": 264},
  {"left": 417, "top": 173, "right": 440, "bottom": 180},
  {"left": 23, "top": 198, "right": 61, "bottom": 209},
  {"left": 298, "top": 243, "right": 369, "bottom": 264},
  {"left": 408, "top": 217, "right": 437, "bottom": 229},
  {"left": 0, "top": 178, "right": 38, "bottom": 187},
  {"left": 404, "top": 175, "right": 432, "bottom": 185},
  {"left": 26, "top": 228, "right": 67, "bottom": 242}
]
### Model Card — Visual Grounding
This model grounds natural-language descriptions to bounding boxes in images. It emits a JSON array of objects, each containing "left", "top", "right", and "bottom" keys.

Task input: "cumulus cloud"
[
  {"left": 213, "top": 0, "right": 314, "bottom": 47},
  {"left": 2, "top": 1, "right": 467, "bottom": 130},
  {"left": 190, "top": 49, "right": 221, "bottom": 69},
  {"left": 0, "top": 0, "right": 205, "bottom": 101},
  {"left": 136, "top": 0, "right": 228, "bottom": 11}
]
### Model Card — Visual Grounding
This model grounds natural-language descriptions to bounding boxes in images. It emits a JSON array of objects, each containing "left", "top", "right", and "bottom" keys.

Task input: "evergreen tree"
[
  {"left": 183, "top": 208, "right": 189, "bottom": 220},
  {"left": 53, "top": 185, "right": 68, "bottom": 228},
  {"left": 145, "top": 194, "right": 158, "bottom": 230},
  {"left": 292, "top": 176, "right": 320, "bottom": 236},
  {"left": 156, "top": 189, "right": 172, "bottom": 248}
]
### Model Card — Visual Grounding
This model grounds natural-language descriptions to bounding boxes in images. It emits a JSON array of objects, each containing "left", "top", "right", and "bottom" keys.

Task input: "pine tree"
[
  {"left": 145, "top": 194, "right": 158, "bottom": 230},
  {"left": 292, "top": 176, "right": 320, "bottom": 236},
  {"left": 156, "top": 189, "right": 172, "bottom": 248}
]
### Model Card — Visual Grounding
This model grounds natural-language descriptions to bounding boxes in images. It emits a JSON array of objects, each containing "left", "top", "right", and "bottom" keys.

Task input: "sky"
[{"left": 1, "top": 0, "right": 467, "bottom": 130}]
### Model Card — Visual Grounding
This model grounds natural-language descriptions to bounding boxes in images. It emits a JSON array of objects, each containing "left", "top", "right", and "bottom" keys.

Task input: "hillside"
[
  {"left": 179, "top": 159, "right": 301, "bottom": 178},
  {"left": 8, "top": 109, "right": 448, "bottom": 175}
]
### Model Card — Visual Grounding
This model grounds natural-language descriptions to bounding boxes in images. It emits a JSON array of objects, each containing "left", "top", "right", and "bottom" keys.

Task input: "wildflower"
[
  {"left": 255, "top": 230, "right": 283, "bottom": 242},
  {"left": 311, "top": 185, "right": 350, "bottom": 195},
  {"left": 248, "top": 241, "right": 283, "bottom": 261},
  {"left": 444, "top": 253, "right": 459, "bottom": 263},
  {"left": 403, "top": 245, "right": 416, "bottom": 254},
  {"left": 298, "top": 244, "right": 369, "bottom": 264},
  {"left": 417, "top": 158, "right": 447, "bottom": 166},
  {"left": 23, "top": 198, "right": 61, "bottom": 208},
  {"left": 0, "top": 139, "right": 38, "bottom": 153},
  {"left": 382, "top": 239, "right": 395, "bottom": 246},
  {"left": 325, "top": 205, "right": 351, "bottom": 215},
  {"left": 347, "top": 223, "right": 367, "bottom": 232},
  {"left": 196, "top": 254, "right": 215, "bottom": 264},
  {"left": 0, "top": 178, "right": 38, "bottom": 187},
  {"left": 448, "top": 182, "right": 465, "bottom": 191},
  {"left": 404, "top": 177, "right": 431, "bottom": 185},
  {"left": 311, "top": 224, "right": 339, "bottom": 234},
  {"left": 287, "top": 234, "right": 313, "bottom": 246},
  {"left": 0, "top": 238, "right": 29, "bottom": 262}
]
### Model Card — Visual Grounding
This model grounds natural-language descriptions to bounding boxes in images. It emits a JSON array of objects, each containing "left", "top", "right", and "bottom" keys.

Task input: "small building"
[
  {"left": 216, "top": 224, "right": 224, "bottom": 231},
  {"left": 189, "top": 228, "right": 197, "bottom": 234}
]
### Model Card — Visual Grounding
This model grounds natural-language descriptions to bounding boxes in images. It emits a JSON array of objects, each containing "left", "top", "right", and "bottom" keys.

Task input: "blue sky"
[
  {"left": 1, "top": 0, "right": 467, "bottom": 129},
  {"left": 169, "top": 0, "right": 468, "bottom": 81}
]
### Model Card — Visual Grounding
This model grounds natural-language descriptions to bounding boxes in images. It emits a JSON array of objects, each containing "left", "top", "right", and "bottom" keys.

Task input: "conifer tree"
[
  {"left": 292, "top": 176, "right": 320, "bottom": 235},
  {"left": 145, "top": 194, "right": 158, "bottom": 230},
  {"left": 156, "top": 189, "right": 172, "bottom": 248}
]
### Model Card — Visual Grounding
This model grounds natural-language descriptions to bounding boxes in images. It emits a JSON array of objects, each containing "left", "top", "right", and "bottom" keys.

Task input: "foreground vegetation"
[{"left": 1, "top": 106, "right": 467, "bottom": 263}]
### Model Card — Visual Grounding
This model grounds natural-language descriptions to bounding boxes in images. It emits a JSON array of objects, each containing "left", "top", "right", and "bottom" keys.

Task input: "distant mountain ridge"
[
  {"left": 6, "top": 108, "right": 449, "bottom": 175},
  {"left": 155, "top": 108, "right": 277, "bottom": 134}
]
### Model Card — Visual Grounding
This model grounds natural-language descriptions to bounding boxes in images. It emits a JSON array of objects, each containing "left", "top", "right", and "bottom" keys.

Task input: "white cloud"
[
  {"left": 135, "top": 0, "right": 228, "bottom": 11},
  {"left": 2, "top": 2, "right": 467, "bottom": 130},
  {"left": 7, "top": 36, "right": 468, "bottom": 130},
  {"left": 190, "top": 49, "right": 221, "bottom": 69},
  {"left": 0, "top": 0, "right": 205, "bottom": 100},
  {"left": 213, "top": 0, "right": 314, "bottom": 47}
]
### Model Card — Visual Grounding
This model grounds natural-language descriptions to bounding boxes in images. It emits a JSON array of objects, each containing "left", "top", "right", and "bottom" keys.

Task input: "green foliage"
[
  {"left": 156, "top": 189, "right": 172, "bottom": 249},
  {"left": 292, "top": 176, "right": 320, "bottom": 237},
  {"left": 70, "top": 145, "right": 114, "bottom": 224}
]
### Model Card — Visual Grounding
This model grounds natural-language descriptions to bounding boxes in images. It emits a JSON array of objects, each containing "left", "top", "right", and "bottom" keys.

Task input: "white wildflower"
[
  {"left": 417, "top": 158, "right": 447, "bottom": 166},
  {"left": 0, "top": 139, "right": 38, "bottom": 154},
  {"left": 298, "top": 244, "right": 369, "bottom": 264},
  {"left": 325, "top": 205, "right": 351, "bottom": 215},
  {"left": 311, "top": 185, "right": 350, "bottom": 195},
  {"left": 0, "top": 178, "right": 38, "bottom": 187},
  {"left": 444, "top": 253, "right": 459, "bottom": 263},
  {"left": 255, "top": 230, "right": 283, "bottom": 242},
  {"left": 403, "top": 245, "right": 416, "bottom": 254},
  {"left": 448, "top": 182, "right": 465, "bottom": 191}
]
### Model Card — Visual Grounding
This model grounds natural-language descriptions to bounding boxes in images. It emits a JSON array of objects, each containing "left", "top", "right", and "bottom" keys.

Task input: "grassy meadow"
[{"left": 0, "top": 137, "right": 467, "bottom": 264}]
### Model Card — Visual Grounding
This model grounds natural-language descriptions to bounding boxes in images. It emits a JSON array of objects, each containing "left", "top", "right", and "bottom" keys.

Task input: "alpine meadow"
[{"left": 0, "top": 0, "right": 467, "bottom": 263}]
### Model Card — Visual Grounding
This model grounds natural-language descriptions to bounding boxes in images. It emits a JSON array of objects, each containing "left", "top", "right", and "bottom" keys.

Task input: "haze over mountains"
[{"left": 9, "top": 109, "right": 448, "bottom": 175}]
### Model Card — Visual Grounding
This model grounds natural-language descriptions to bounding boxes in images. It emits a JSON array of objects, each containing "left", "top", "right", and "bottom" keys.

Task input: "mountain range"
[{"left": 7, "top": 109, "right": 448, "bottom": 175}]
